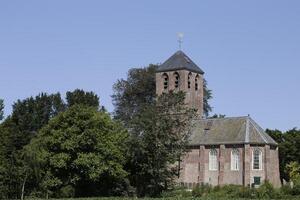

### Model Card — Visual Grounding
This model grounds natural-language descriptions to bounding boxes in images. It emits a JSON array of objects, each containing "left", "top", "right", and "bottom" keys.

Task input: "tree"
[
  {"left": 27, "top": 105, "right": 128, "bottom": 197},
  {"left": 285, "top": 161, "right": 300, "bottom": 184},
  {"left": 66, "top": 89, "right": 100, "bottom": 108},
  {"left": 0, "top": 99, "right": 4, "bottom": 120},
  {"left": 0, "top": 125, "right": 10, "bottom": 199},
  {"left": 112, "top": 65, "right": 157, "bottom": 123},
  {"left": 112, "top": 65, "right": 213, "bottom": 124},
  {"left": 127, "top": 91, "right": 196, "bottom": 197},
  {"left": 203, "top": 79, "right": 212, "bottom": 117},
  {"left": 0, "top": 92, "right": 65, "bottom": 199}
]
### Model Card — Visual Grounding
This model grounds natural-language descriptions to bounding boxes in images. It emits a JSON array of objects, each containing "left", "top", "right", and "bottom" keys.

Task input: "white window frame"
[
  {"left": 252, "top": 148, "right": 262, "bottom": 170},
  {"left": 231, "top": 149, "right": 239, "bottom": 171},
  {"left": 209, "top": 149, "right": 218, "bottom": 171}
]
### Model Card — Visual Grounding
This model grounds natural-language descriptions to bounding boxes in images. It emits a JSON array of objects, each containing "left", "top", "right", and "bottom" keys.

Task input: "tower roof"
[{"left": 157, "top": 50, "right": 204, "bottom": 74}]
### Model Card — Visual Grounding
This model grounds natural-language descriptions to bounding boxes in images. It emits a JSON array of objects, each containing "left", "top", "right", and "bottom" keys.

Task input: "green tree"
[
  {"left": 112, "top": 65, "right": 157, "bottom": 123},
  {"left": 112, "top": 65, "right": 213, "bottom": 124},
  {"left": 203, "top": 79, "right": 212, "bottom": 117},
  {"left": 66, "top": 89, "right": 100, "bottom": 108},
  {"left": 0, "top": 99, "right": 4, "bottom": 120},
  {"left": 27, "top": 105, "right": 128, "bottom": 197},
  {"left": 285, "top": 161, "right": 300, "bottom": 184},
  {"left": 0, "top": 93, "right": 65, "bottom": 198},
  {"left": 127, "top": 91, "right": 195, "bottom": 197},
  {"left": 0, "top": 125, "right": 9, "bottom": 198}
]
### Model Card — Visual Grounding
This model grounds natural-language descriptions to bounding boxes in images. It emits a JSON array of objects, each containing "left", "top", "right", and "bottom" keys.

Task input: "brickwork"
[
  {"left": 156, "top": 70, "right": 203, "bottom": 116},
  {"left": 179, "top": 144, "right": 281, "bottom": 188}
]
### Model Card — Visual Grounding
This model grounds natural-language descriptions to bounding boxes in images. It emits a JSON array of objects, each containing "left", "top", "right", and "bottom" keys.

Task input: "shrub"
[
  {"left": 238, "top": 186, "right": 257, "bottom": 199},
  {"left": 192, "top": 184, "right": 212, "bottom": 197},
  {"left": 281, "top": 184, "right": 293, "bottom": 195},
  {"left": 58, "top": 185, "right": 75, "bottom": 198},
  {"left": 256, "top": 181, "right": 283, "bottom": 199},
  {"left": 161, "top": 186, "right": 192, "bottom": 198}
]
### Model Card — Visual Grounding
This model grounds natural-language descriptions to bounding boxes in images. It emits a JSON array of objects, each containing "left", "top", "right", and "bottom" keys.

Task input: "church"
[{"left": 155, "top": 50, "right": 281, "bottom": 188}]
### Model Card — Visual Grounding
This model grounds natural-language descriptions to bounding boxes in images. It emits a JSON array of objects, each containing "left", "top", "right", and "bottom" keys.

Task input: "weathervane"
[{"left": 177, "top": 32, "right": 184, "bottom": 50}]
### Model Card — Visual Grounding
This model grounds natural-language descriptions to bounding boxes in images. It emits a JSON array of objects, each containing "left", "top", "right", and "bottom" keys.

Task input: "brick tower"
[{"left": 156, "top": 50, "right": 204, "bottom": 117}]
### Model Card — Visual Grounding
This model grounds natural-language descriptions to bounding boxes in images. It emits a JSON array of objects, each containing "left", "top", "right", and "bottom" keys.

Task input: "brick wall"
[
  {"left": 155, "top": 70, "right": 203, "bottom": 116},
  {"left": 179, "top": 144, "right": 281, "bottom": 188}
]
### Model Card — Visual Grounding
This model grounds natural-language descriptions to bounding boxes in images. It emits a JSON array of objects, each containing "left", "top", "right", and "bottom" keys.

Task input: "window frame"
[
  {"left": 252, "top": 148, "right": 262, "bottom": 170},
  {"left": 209, "top": 148, "right": 218, "bottom": 171},
  {"left": 231, "top": 149, "right": 239, "bottom": 171},
  {"left": 195, "top": 74, "right": 199, "bottom": 91},
  {"left": 162, "top": 73, "right": 169, "bottom": 90},
  {"left": 174, "top": 72, "right": 180, "bottom": 89},
  {"left": 188, "top": 72, "right": 192, "bottom": 89}
]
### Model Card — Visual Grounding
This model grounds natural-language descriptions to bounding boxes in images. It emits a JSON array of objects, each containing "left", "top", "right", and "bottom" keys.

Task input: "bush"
[
  {"left": 256, "top": 181, "right": 283, "bottom": 199},
  {"left": 58, "top": 185, "right": 75, "bottom": 198},
  {"left": 238, "top": 186, "right": 257, "bottom": 198},
  {"left": 192, "top": 184, "right": 212, "bottom": 197},
  {"left": 161, "top": 186, "right": 192, "bottom": 198}
]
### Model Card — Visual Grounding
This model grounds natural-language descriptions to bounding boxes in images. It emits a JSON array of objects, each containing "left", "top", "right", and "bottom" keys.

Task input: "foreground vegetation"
[{"left": 24, "top": 183, "right": 300, "bottom": 200}]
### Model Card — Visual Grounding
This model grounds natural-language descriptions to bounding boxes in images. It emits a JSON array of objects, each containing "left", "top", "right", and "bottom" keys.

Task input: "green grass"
[{"left": 28, "top": 197, "right": 300, "bottom": 200}]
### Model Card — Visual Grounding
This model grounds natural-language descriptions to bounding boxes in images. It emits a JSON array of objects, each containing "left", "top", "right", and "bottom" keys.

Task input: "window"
[
  {"left": 254, "top": 177, "right": 261, "bottom": 185},
  {"left": 209, "top": 149, "right": 218, "bottom": 171},
  {"left": 188, "top": 72, "right": 192, "bottom": 89},
  {"left": 174, "top": 72, "right": 180, "bottom": 88},
  {"left": 252, "top": 148, "right": 262, "bottom": 170},
  {"left": 163, "top": 73, "right": 169, "bottom": 90},
  {"left": 231, "top": 149, "right": 239, "bottom": 171},
  {"left": 195, "top": 75, "right": 199, "bottom": 91}
]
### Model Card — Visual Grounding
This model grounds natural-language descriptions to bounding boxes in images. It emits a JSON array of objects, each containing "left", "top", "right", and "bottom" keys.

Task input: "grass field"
[{"left": 33, "top": 197, "right": 300, "bottom": 200}]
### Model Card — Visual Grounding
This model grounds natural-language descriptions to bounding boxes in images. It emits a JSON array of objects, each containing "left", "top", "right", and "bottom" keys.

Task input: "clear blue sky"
[{"left": 0, "top": 0, "right": 299, "bottom": 131}]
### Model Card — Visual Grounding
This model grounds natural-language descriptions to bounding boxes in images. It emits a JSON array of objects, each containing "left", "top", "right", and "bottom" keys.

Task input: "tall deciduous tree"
[
  {"left": 112, "top": 65, "right": 157, "bottom": 123},
  {"left": 127, "top": 91, "right": 195, "bottom": 197},
  {"left": 66, "top": 89, "right": 100, "bottom": 108},
  {"left": 112, "top": 65, "right": 213, "bottom": 124},
  {"left": 27, "top": 105, "right": 128, "bottom": 197},
  {"left": 0, "top": 93, "right": 65, "bottom": 199}
]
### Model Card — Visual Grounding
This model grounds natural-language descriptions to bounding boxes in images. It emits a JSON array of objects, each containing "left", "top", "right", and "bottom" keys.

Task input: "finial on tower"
[{"left": 177, "top": 32, "right": 184, "bottom": 50}]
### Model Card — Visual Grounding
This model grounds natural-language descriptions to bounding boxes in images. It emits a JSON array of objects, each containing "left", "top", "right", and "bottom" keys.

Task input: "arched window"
[
  {"left": 162, "top": 73, "right": 169, "bottom": 90},
  {"left": 209, "top": 149, "right": 218, "bottom": 171},
  {"left": 252, "top": 148, "right": 262, "bottom": 170},
  {"left": 174, "top": 72, "right": 180, "bottom": 89},
  {"left": 195, "top": 75, "right": 199, "bottom": 91},
  {"left": 231, "top": 149, "right": 239, "bottom": 171},
  {"left": 188, "top": 72, "right": 192, "bottom": 89}
]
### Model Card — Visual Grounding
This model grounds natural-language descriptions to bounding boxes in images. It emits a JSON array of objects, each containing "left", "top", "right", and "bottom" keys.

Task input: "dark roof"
[
  {"left": 188, "top": 116, "right": 277, "bottom": 146},
  {"left": 157, "top": 50, "right": 204, "bottom": 74}
]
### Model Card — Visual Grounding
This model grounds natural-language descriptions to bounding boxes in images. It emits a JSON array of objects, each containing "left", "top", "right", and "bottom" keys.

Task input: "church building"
[{"left": 156, "top": 50, "right": 281, "bottom": 188}]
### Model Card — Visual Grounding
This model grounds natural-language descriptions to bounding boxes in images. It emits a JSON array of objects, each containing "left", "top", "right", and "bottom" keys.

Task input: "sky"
[{"left": 0, "top": 0, "right": 299, "bottom": 131}]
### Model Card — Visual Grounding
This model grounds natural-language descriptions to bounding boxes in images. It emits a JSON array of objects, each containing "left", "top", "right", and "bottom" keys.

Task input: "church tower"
[{"left": 156, "top": 50, "right": 204, "bottom": 117}]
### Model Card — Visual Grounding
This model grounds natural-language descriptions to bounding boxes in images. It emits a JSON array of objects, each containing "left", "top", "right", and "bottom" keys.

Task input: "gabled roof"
[
  {"left": 188, "top": 116, "right": 277, "bottom": 146},
  {"left": 157, "top": 50, "right": 204, "bottom": 74}
]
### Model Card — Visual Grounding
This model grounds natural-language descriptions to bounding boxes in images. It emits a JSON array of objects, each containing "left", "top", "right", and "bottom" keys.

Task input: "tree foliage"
[
  {"left": 27, "top": 105, "right": 128, "bottom": 197},
  {"left": 0, "top": 90, "right": 102, "bottom": 198},
  {"left": 285, "top": 162, "right": 300, "bottom": 184},
  {"left": 66, "top": 89, "right": 100, "bottom": 108},
  {"left": 112, "top": 65, "right": 157, "bottom": 123},
  {"left": 126, "top": 91, "right": 196, "bottom": 197},
  {"left": 0, "top": 99, "right": 4, "bottom": 120}
]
